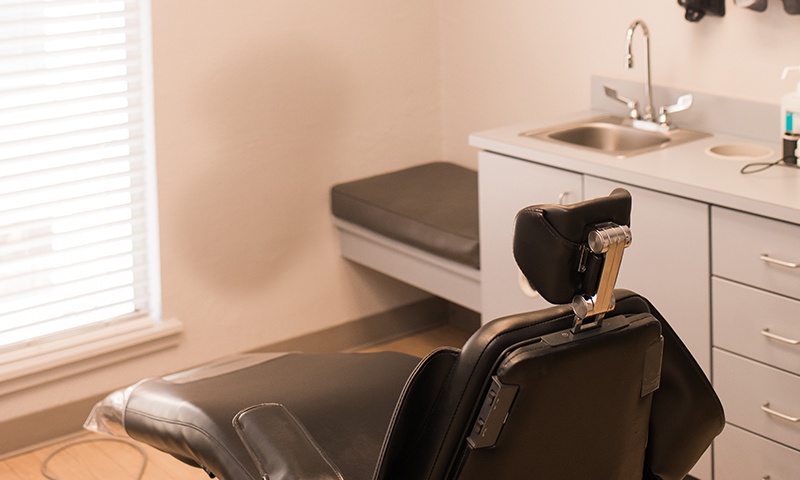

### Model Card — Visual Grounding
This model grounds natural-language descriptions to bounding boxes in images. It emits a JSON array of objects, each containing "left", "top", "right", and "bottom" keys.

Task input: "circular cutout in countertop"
[{"left": 705, "top": 143, "right": 774, "bottom": 161}]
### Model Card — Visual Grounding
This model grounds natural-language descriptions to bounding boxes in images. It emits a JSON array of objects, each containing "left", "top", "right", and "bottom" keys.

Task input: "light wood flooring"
[{"left": 0, "top": 324, "right": 471, "bottom": 480}]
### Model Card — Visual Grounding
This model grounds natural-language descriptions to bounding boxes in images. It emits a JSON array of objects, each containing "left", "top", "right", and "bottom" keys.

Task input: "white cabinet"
[
  {"left": 583, "top": 178, "right": 712, "bottom": 480},
  {"left": 478, "top": 151, "right": 800, "bottom": 479},
  {"left": 479, "top": 156, "right": 714, "bottom": 478},
  {"left": 715, "top": 425, "right": 800, "bottom": 480},
  {"left": 479, "top": 158, "right": 712, "bottom": 372},
  {"left": 710, "top": 207, "right": 800, "bottom": 476},
  {"left": 583, "top": 178, "right": 711, "bottom": 375},
  {"left": 712, "top": 207, "right": 800, "bottom": 300},
  {"left": 473, "top": 112, "right": 800, "bottom": 479},
  {"left": 713, "top": 278, "right": 800, "bottom": 377},
  {"left": 478, "top": 151, "right": 583, "bottom": 321},
  {"left": 714, "top": 350, "right": 800, "bottom": 452}
]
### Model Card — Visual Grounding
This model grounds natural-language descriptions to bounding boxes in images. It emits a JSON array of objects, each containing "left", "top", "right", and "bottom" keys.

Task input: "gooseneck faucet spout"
[{"left": 625, "top": 20, "right": 653, "bottom": 122}]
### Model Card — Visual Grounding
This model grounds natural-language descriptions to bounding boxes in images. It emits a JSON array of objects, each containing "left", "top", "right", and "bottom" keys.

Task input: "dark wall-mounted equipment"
[
  {"left": 783, "top": 0, "right": 800, "bottom": 14},
  {"left": 677, "top": 0, "right": 726, "bottom": 21},
  {"left": 737, "top": 0, "right": 768, "bottom": 12},
  {"left": 680, "top": 0, "right": 800, "bottom": 18}
]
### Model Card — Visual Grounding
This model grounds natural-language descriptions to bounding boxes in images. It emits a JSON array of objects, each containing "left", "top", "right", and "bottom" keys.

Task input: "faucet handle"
[
  {"left": 604, "top": 85, "right": 639, "bottom": 120},
  {"left": 658, "top": 94, "right": 693, "bottom": 126}
]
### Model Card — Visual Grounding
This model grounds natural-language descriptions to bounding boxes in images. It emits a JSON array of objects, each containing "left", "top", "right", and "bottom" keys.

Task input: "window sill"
[{"left": 0, "top": 317, "right": 182, "bottom": 396}]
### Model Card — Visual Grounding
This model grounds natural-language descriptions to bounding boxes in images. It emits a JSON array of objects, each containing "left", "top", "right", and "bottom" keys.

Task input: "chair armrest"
[{"left": 233, "top": 403, "right": 344, "bottom": 480}]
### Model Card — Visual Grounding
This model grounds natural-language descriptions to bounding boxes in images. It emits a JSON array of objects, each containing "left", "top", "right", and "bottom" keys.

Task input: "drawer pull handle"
[
  {"left": 557, "top": 191, "right": 570, "bottom": 205},
  {"left": 760, "top": 328, "right": 800, "bottom": 345},
  {"left": 759, "top": 254, "right": 799, "bottom": 269},
  {"left": 761, "top": 403, "right": 800, "bottom": 423}
]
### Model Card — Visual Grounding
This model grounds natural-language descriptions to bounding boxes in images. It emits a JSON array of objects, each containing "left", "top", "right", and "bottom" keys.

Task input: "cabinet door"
[
  {"left": 478, "top": 151, "right": 583, "bottom": 322},
  {"left": 584, "top": 177, "right": 711, "bottom": 375},
  {"left": 585, "top": 177, "right": 712, "bottom": 479}
]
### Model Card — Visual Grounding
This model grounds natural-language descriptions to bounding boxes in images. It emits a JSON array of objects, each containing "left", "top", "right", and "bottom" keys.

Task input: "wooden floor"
[
  {"left": 0, "top": 324, "right": 471, "bottom": 480},
  {"left": 358, "top": 323, "right": 471, "bottom": 357}
]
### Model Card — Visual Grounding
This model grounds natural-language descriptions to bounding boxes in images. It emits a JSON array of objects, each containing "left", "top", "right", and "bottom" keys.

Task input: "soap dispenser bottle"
[
  {"left": 780, "top": 66, "right": 800, "bottom": 164},
  {"left": 780, "top": 67, "right": 800, "bottom": 134}
]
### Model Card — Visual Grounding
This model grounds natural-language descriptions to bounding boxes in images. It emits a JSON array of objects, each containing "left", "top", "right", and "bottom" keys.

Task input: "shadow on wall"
[{"left": 172, "top": 40, "right": 352, "bottom": 292}]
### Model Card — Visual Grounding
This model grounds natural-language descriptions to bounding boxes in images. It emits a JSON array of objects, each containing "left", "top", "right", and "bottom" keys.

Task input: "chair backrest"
[{"left": 373, "top": 189, "right": 723, "bottom": 480}]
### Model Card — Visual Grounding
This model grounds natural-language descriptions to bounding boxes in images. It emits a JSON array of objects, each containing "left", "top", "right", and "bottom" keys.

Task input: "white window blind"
[{"left": 0, "top": 0, "right": 160, "bottom": 355}]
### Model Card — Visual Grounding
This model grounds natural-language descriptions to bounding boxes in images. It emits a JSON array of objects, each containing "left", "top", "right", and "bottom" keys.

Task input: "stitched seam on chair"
[
  {"left": 531, "top": 208, "right": 581, "bottom": 248},
  {"left": 236, "top": 403, "right": 345, "bottom": 480},
  {"left": 120, "top": 377, "right": 156, "bottom": 432},
  {"left": 125, "top": 409, "right": 253, "bottom": 479},
  {"left": 405, "top": 350, "right": 460, "bottom": 449},
  {"left": 427, "top": 312, "right": 574, "bottom": 480},
  {"left": 495, "top": 341, "right": 550, "bottom": 375},
  {"left": 232, "top": 406, "right": 270, "bottom": 476},
  {"left": 284, "top": 408, "right": 344, "bottom": 480},
  {"left": 373, "top": 347, "right": 460, "bottom": 480}
]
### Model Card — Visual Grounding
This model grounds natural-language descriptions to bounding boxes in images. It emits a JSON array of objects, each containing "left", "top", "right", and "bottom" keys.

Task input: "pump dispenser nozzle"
[{"left": 781, "top": 66, "right": 800, "bottom": 92}]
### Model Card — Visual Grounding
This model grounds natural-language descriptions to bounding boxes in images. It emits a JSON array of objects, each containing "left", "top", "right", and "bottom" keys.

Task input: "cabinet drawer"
[
  {"left": 715, "top": 424, "right": 800, "bottom": 480},
  {"left": 713, "top": 278, "right": 800, "bottom": 376},
  {"left": 714, "top": 349, "right": 800, "bottom": 451},
  {"left": 712, "top": 207, "right": 800, "bottom": 300}
]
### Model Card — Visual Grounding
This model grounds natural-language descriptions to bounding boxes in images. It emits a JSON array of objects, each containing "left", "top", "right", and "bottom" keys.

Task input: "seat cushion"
[
  {"left": 331, "top": 162, "right": 479, "bottom": 269},
  {"left": 122, "top": 351, "right": 420, "bottom": 480}
]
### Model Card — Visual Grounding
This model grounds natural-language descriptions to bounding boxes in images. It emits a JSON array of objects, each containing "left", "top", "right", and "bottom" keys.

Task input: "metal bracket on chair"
[
  {"left": 467, "top": 376, "right": 519, "bottom": 449},
  {"left": 571, "top": 223, "right": 632, "bottom": 333}
]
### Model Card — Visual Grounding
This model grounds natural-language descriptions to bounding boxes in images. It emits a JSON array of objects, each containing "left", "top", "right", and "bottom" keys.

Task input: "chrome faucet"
[
  {"left": 605, "top": 20, "right": 694, "bottom": 133},
  {"left": 625, "top": 20, "right": 654, "bottom": 122},
  {"left": 604, "top": 85, "right": 639, "bottom": 120}
]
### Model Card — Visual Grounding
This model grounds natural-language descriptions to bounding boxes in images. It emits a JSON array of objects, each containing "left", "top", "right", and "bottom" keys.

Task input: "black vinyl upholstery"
[
  {"left": 94, "top": 189, "right": 723, "bottom": 480},
  {"left": 377, "top": 294, "right": 660, "bottom": 480},
  {"left": 124, "top": 352, "right": 419, "bottom": 480},
  {"left": 331, "top": 162, "right": 479, "bottom": 268},
  {"left": 513, "top": 187, "right": 631, "bottom": 304}
]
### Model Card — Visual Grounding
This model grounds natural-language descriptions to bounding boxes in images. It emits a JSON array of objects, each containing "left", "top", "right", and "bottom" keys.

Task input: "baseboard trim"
[
  {"left": 0, "top": 394, "right": 105, "bottom": 460},
  {"left": 253, "top": 297, "right": 449, "bottom": 354},
  {"left": 0, "top": 298, "right": 450, "bottom": 457}
]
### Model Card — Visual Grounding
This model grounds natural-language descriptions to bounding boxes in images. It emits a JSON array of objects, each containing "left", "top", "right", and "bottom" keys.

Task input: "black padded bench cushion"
[{"left": 331, "top": 162, "right": 479, "bottom": 269}]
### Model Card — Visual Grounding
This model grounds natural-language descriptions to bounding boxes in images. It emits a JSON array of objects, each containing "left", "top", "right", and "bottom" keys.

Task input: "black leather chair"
[{"left": 85, "top": 189, "right": 724, "bottom": 480}]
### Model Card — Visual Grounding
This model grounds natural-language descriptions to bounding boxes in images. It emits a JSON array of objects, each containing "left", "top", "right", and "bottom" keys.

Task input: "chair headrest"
[{"left": 513, "top": 188, "right": 632, "bottom": 305}]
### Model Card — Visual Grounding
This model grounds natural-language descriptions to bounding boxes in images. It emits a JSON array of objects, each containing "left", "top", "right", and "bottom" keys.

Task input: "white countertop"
[{"left": 470, "top": 110, "right": 800, "bottom": 225}]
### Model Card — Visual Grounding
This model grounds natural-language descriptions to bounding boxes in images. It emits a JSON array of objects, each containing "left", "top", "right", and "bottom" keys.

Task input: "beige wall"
[
  {"left": 6, "top": 0, "right": 800, "bottom": 430},
  {"left": 1, "top": 1, "right": 442, "bottom": 424},
  {"left": 152, "top": 0, "right": 442, "bottom": 356},
  {"left": 441, "top": 0, "right": 800, "bottom": 164}
]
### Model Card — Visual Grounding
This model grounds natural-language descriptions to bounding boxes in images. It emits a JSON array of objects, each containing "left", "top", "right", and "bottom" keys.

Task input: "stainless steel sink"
[{"left": 521, "top": 115, "right": 709, "bottom": 158}]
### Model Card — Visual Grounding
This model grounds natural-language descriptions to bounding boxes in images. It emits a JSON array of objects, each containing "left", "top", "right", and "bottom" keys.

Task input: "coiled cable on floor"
[{"left": 40, "top": 437, "right": 148, "bottom": 480}]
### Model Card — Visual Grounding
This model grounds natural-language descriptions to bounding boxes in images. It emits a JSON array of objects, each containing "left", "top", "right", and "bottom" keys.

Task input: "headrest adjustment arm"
[{"left": 570, "top": 223, "right": 632, "bottom": 333}]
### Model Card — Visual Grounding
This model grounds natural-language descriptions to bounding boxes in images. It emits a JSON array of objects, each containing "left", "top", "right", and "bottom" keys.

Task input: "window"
[{"left": 0, "top": 0, "right": 174, "bottom": 388}]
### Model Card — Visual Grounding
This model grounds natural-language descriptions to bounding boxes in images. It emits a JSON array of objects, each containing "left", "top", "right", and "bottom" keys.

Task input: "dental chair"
[{"left": 85, "top": 188, "right": 724, "bottom": 480}]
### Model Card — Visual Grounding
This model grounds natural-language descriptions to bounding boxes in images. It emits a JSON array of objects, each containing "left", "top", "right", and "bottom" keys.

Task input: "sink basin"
[
  {"left": 521, "top": 115, "right": 710, "bottom": 158},
  {"left": 549, "top": 122, "right": 668, "bottom": 151}
]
